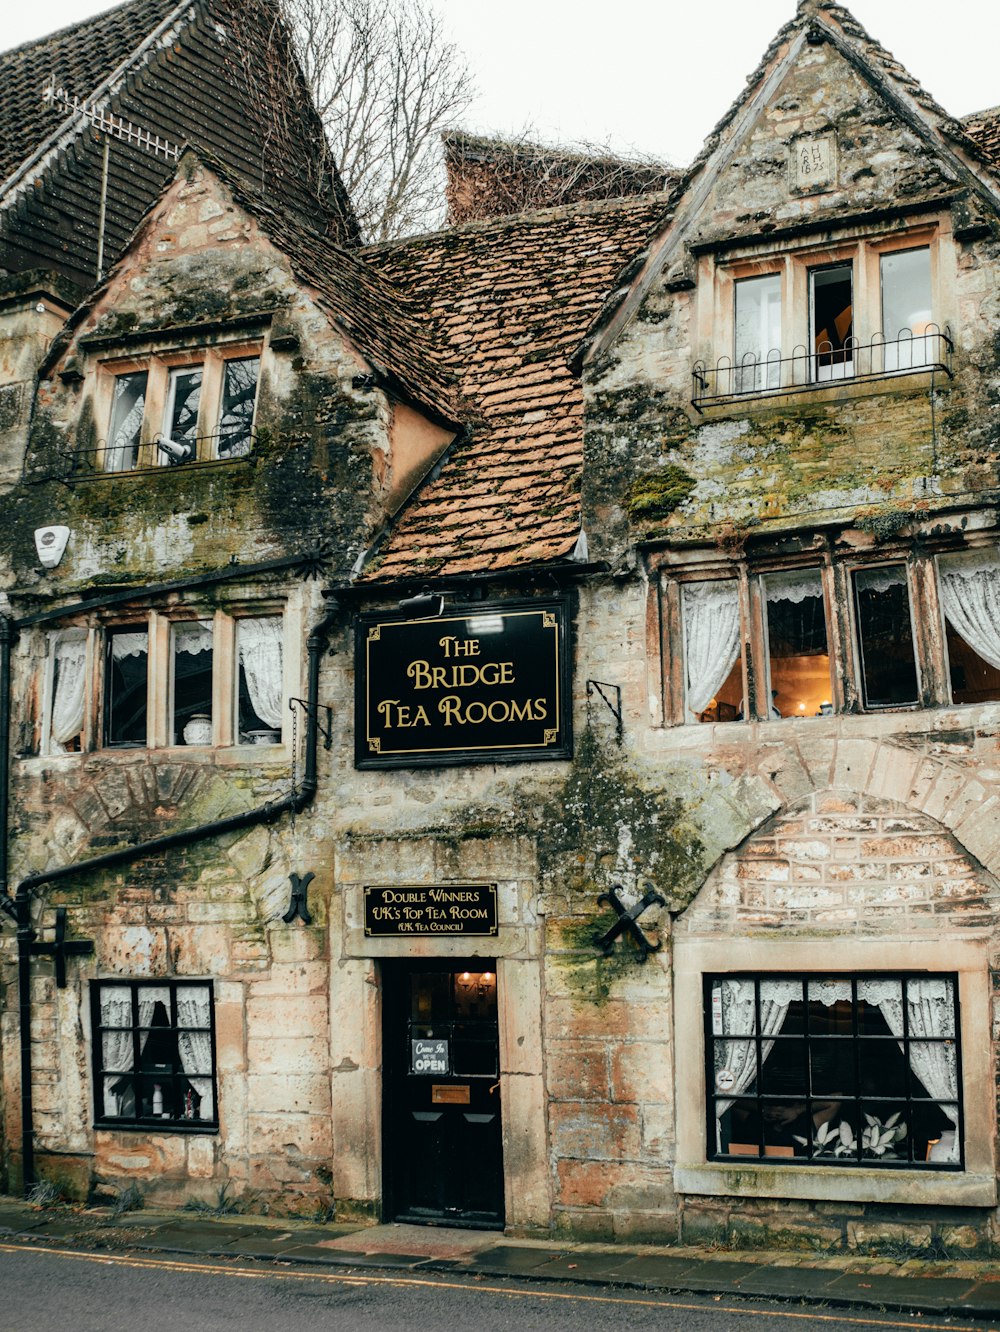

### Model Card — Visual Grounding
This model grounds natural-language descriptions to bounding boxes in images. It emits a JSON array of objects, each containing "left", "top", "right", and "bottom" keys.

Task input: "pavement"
[{"left": 2, "top": 1197, "right": 1000, "bottom": 1321}]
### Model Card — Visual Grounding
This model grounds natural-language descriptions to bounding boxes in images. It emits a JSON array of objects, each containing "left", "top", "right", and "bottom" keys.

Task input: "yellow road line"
[{"left": 0, "top": 1240, "right": 993, "bottom": 1332}]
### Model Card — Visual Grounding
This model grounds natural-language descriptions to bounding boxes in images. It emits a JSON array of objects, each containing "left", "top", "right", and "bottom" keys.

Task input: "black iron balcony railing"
[
  {"left": 691, "top": 325, "right": 953, "bottom": 410},
  {"left": 55, "top": 427, "right": 257, "bottom": 481}
]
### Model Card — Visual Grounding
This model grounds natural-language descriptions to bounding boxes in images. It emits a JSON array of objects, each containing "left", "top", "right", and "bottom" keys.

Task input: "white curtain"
[
  {"left": 712, "top": 979, "right": 793, "bottom": 1148},
  {"left": 49, "top": 630, "right": 87, "bottom": 752},
  {"left": 683, "top": 581, "right": 740, "bottom": 717},
  {"left": 871, "top": 977, "right": 959, "bottom": 1160},
  {"left": 105, "top": 378, "right": 144, "bottom": 472},
  {"left": 111, "top": 631, "right": 148, "bottom": 660},
  {"left": 713, "top": 977, "right": 961, "bottom": 1162},
  {"left": 100, "top": 986, "right": 135, "bottom": 1116},
  {"left": 764, "top": 569, "right": 824, "bottom": 605},
  {"left": 938, "top": 549, "right": 1000, "bottom": 672},
  {"left": 176, "top": 986, "right": 214, "bottom": 1120},
  {"left": 173, "top": 620, "right": 213, "bottom": 656},
  {"left": 238, "top": 617, "right": 283, "bottom": 730}
]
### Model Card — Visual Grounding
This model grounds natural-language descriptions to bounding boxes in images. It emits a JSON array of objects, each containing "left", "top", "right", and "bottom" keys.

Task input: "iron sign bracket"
[{"left": 586, "top": 679, "right": 623, "bottom": 744}]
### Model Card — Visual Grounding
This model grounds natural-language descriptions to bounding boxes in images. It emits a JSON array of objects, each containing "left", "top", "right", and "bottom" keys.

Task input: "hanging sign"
[
  {"left": 411, "top": 1039, "right": 449, "bottom": 1075},
  {"left": 355, "top": 599, "right": 571, "bottom": 768},
  {"left": 364, "top": 883, "right": 498, "bottom": 937}
]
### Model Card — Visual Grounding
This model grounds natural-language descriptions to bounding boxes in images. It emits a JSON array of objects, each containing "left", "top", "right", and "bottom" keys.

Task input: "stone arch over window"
[
  {"left": 673, "top": 734, "right": 1000, "bottom": 917},
  {"left": 679, "top": 788, "right": 1000, "bottom": 937}
]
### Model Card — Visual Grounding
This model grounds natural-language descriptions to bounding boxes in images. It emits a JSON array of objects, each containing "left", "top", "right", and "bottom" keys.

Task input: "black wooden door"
[{"left": 383, "top": 962, "right": 504, "bottom": 1228}]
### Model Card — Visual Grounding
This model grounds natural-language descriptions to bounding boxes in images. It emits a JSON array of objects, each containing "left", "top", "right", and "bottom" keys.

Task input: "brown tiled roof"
[
  {"left": 248, "top": 190, "right": 462, "bottom": 427},
  {"left": 362, "top": 194, "right": 671, "bottom": 579},
  {"left": 0, "top": 0, "right": 180, "bottom": 184},
  {"left": 962, "top": 106, "right": 1000, "bottom": 166}
]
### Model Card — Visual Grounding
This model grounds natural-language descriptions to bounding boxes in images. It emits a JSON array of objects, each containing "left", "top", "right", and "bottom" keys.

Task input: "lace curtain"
[
  {"left": 938, "top": 549, "right": 1000, "bottom": 672},
  {"left": 49, "top": 630, "right": 87, "bottom": 751},
  {"left": 712, "top": 978, "right": 960, "bottom": 1160},
  {"left": 683, "top": 581, "right": 740, "bottom": 717},
  {"left": 238, "top": 617, "right": 283, "bottom": 730},
  {"left": 176, "top": 987, "right": 214, "bottom": 1120},
  {"left": 712, "top": 980, "right": 792, "bottom": 1148},
  {"left": 100, "top": 987, "right": 158, "bottom": 1117},
  {"left": 173, "top": 621, "right": 213, "bottom": 656},
  {"left": 764, "top": 569, "right": 824, "bottom": 605},
  {"left": 111, "top": 632, "right": 148, "bottom": 660}
]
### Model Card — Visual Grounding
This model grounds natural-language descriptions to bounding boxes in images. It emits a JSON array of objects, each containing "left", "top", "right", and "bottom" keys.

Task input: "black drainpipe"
[{"left": 1, "top": 604, "right": 339, "bottom": 1193}]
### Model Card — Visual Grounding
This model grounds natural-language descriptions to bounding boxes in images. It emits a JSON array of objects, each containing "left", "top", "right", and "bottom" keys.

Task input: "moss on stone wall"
[{"left": 626, "top": 465, "right": 696, "bottom": 523}]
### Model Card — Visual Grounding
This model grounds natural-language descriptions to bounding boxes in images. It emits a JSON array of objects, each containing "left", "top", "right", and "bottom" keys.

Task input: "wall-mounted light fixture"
[
  {"left": 397, "top": 592, "right": 444, "bottom": 618},
  {"left": 155, "top": 433, "right": 193, "bottom": 463}
]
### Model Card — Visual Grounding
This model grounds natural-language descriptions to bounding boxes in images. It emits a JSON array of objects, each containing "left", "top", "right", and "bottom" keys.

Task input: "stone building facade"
[{"left": 3, "top": 0, "right": 1000, "bottom": 1255}]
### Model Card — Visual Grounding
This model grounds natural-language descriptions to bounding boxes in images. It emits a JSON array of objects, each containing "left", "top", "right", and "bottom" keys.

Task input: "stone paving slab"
[
  {"left": 668, "top": 1259, "right": 760, "bottom": 1292},
  {"left": 823, "top": 1272, "right": 979, "bottom": 1311},
  {"left": 142, "top": 1222, "right": 258, "bottom": 1252},
  {"left": 707, "top": 1264, "right": 830, "bottom": 1299},
  {"left": 608, "top": 1255, "right": 702, "bottom": 1286},
  {"left": 951, "top": 1283, "right": 1000, "bottom": 1315},
  {"left": 455, "top": 1245, "right": 567, "bottom": 1276},
  {"left": 222, "top": 1229, "right": 349, "bottom": 1257},
  {"left": 523, "top": 1251, "right": 659, "bottom": 1282}
]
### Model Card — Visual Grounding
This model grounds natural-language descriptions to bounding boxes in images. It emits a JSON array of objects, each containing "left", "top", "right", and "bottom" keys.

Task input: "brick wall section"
[{"left": 682, "top": 791, "right": 1000, "bottom": 936}]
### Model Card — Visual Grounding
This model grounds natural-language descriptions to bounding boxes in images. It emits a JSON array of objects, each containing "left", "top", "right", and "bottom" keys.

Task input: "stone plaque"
[{"left": 790, "top": 132, "right": 837, "bottom": 193}]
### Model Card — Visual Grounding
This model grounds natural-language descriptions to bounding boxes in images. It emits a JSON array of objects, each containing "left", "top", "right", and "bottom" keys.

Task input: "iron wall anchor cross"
[
  {"left": 282, "top": 872, "right": 315, "bottom": 925},
  {"left": 595, "top": 884, "right": 666, "bottom": 963},
  {"left": 30, "top": 907, "right": 94, "bottom": 988}
]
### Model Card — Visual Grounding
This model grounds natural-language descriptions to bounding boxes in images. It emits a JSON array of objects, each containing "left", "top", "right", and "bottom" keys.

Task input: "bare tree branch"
[{"left": 281, "top": 0, "right": 475, "bottom": 241}]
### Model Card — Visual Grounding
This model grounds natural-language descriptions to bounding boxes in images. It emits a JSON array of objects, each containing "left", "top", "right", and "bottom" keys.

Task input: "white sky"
[{"left": 4, "top": 0, "right": 999, "bottom": 167}]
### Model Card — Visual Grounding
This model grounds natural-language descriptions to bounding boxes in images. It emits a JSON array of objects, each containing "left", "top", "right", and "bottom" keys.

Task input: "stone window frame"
[
  {"left": 673, "top": 936, "right": 996, "bottom": 1208},
  {"left": 92, "top": 338, "right": 264, "bottom": 473},
  {"left": 38, "top": 601, "right": 294, "bottom": 758},
  {"left": 693, "top": 216, "right": 952, "bottom": 404},
  {"left": 654, "top": 537, "right": 987, "bottom": 726}
]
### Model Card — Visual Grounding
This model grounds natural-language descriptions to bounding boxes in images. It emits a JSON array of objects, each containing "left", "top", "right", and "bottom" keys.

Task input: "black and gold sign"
[
  {"left": 364, "top": 884, "right": 499, "bottom": 937},
  {"left": 356, "top": 599, "right": 571, "bottom": 768}
]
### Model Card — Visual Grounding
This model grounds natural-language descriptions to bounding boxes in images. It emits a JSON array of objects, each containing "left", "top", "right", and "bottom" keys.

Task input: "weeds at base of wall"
[
  {"left": 110, "top": 1183, "right": 145, "bottom": 1217},
  {"left": 183, "top": 1182, "right": 261, "bottom": 1217},
  {"left": 26, "top": 1179, "right": 66, "bottom": 1209}
]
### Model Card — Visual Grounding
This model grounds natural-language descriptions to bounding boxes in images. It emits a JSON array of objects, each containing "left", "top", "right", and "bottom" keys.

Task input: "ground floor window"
[
  {"left": 706, "top": 975, "right": 961, "bottom": 1167},
  {"left": 91, "top": 980, "right": 217, "bottom": 1130}
]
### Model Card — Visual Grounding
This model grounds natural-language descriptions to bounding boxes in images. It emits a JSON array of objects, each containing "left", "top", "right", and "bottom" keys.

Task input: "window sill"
[
  {"left": 23, "top": 745, "right": 290, "bottom": 769},
  {"left": 675, "top": 1161, "right": 996, "bottom": 1208},
  {"left": 691, "top": 361, "right": 952, "bottom": 414},
  {"left": 95, "top": 1121, "right": 219, "bottom": 1136},
  {"left": 59, "top": 454, "right": 255, "bottom": 484}
]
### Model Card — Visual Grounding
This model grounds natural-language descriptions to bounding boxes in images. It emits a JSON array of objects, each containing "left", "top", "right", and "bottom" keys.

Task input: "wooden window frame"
[
  {"left": 94, "top": 341, "right": 263, "bottom": 472},
  {"left": 658, "top": 545, "right": 957, "bottom": 726}
]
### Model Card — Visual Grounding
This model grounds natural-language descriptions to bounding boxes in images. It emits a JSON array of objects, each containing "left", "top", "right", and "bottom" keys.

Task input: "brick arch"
[{"left": 677, "top": 733, "right": 1000, "bottom": 925}]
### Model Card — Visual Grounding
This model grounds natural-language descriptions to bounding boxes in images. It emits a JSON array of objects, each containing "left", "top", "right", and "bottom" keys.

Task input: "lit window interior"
[{"left": 763, "top": 570, "right": 833, "bottom": 718}]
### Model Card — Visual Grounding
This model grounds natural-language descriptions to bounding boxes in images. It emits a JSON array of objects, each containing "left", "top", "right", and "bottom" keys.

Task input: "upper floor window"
[
  {"left": 673, "top": 542, "right": 1000, "bottom": 725},
  {"left": 102, "top": 348, "right": 260, "bottom": 473},
  {"left": 42, "top": 610, "right": 284, "bottom": 754},
  {"left": 694, "top": 232, "right": 950, "bottom": 406}
]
